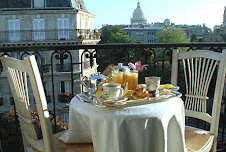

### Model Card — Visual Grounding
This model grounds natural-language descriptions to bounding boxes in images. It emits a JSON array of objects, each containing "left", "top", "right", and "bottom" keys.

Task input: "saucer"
[{"left": 97, "top": 95, "right": 128, "bottom": 103}]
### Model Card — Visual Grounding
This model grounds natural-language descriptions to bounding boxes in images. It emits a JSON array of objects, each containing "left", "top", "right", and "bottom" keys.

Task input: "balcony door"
[
  {"left": 58, "top": 18, "right": 69, "bottom": 40},
  {"left": 8, "top": 19, "right": 20, "bottom": 42},
  {"left": 33, "top": 19, "right": 45, "bottom": 41}
]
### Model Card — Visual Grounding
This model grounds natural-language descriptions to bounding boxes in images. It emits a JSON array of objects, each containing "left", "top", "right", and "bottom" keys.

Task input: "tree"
[
  {"left": 155, "top": 27, "right": 190, "bottom": 43},
  {"left": 100, "top": 25, "right": 133, "bottom": 44},
  {"left": 190, "top": 31, "right": 198, "bottom": 42}
]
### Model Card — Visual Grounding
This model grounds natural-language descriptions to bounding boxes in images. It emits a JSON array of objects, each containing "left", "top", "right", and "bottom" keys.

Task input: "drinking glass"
[
  {"left": 127, "top": 70, "right": 138, "bottom": 90},
  {"left": 145, "top": 76, "right": 161, "bottom": 91},
  {"left": 112, "top": 70, "right": 124, "bottom": 87}
]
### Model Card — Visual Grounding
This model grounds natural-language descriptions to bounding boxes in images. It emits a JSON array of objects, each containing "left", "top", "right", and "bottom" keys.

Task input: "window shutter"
[
  {"left": 64, "top": 18, "right": 69, "bottom": 39},
  {"left": 8, "top": 19, "right": 20, "bottom": 42},
  {"left": 58, "top": 18, "right": 69, "bottom": 40},
  {"left": 39, "top": 19, "right": 45, "bottom": 40},
  {"left": 58, "top": 18, "right": 63, "bottom": 39},
  {"left": 33, "top": 19, "right": 45, "bottom": 41}
]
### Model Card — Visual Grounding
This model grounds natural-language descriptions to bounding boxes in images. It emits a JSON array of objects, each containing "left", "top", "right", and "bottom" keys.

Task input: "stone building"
[
  {"left": 203, "top": 6, "right": 226, "bottom": 42},
  {"left": 124, "top": 2, "right": 211, "bottom": 43},
  {"left": 0, "top": 0, "right": 99, "bottom": 122}
]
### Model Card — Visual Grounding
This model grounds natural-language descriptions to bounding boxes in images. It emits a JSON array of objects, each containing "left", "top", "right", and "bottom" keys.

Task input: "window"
[
  {"left": 58, "top": 18, "right": 69, "bottom": 40},
  {"left": 81, "top": 19, "right": 86, "bottom": 29},
  {"left": 1, "top": 0, "right": 31, "bottom": 8},
  {"left": 148, "top": 40, "right": 154, "bottom": 43},
  {"left": 33, "top": 19, "right": 45, "bottom": 41},
  {"left": 87, "top": 20, "right": 92, "bottom": 30},
  {"left": 60, "top": 81, "right": 71, "bottom": 94},
  {"left": 8, "top": 19, "right": 20, "bottom": 42},
  {"left": 34, "top": 0, "right": 44, "bottom": 8},
  {"left": 46, "top": 0, "right": 71, "bottom": 7}
]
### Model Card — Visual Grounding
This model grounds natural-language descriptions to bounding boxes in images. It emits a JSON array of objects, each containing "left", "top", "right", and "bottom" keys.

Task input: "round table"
[{"left": 60, "top": 95, "right": 186, "bottom": 152}]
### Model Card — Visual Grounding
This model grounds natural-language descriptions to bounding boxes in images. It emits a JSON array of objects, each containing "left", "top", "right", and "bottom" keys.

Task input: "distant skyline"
[{"left": 85, "top": 0, "right": 225, "bottom": 30}]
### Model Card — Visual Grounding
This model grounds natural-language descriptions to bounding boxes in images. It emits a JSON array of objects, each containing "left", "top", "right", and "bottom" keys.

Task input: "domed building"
[
  {"left": 164, "top": 19, "right": 171, "bottom": 26},
  {"left": 125, "top": 2, "right": 212, "bottom": 44},
  {"left": 131, "top": 2, "right": 147, "bottom": 25}
]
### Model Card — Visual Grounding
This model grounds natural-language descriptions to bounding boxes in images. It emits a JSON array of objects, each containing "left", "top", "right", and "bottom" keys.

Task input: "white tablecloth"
[{"left": 60, "top": 96, "right": 186, "bottom": 152}]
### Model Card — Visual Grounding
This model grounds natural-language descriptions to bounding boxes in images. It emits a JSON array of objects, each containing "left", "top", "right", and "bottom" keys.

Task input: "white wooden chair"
[
  {"left": 171, "top": 49, "right": 226, "bottom": 152},
  {"left": 1, "top": 55, "right": 94, "bottom": 152}
]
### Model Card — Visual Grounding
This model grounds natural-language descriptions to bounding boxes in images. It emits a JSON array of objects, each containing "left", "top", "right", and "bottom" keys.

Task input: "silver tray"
[
  {"left": 138, "top": 84, "right": 180, "bottom": 92},
  {"left": 92, "top": 91, "right": 182, "bottom": 108}
]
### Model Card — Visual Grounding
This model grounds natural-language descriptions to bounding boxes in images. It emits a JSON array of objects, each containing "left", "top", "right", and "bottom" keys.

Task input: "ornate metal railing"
[
  {"left": 0, "top": 29, "right": 100, "bottom": 43},
  {"left": 0, "top": 42, "right": 226, "bottom": 151}
]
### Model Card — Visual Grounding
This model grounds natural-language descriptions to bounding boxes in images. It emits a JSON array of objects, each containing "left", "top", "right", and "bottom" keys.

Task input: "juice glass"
[
  {"left": 127, "top": 70, "right": 138, "bottom": 90},
  {"left": 112, "top": 70, "right": 124, "bottom": 87},
  {"left": 122, "top": 72, "right": 128, "bottom": 89}
]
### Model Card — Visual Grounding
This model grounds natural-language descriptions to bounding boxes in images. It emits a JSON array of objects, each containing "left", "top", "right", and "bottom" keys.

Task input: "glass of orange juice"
[
  {"left": 112, "top": 70, "right": 124, "bottom": 87},
  {"left": 127, "top": 70, "right": 138, "bottom": 90}
]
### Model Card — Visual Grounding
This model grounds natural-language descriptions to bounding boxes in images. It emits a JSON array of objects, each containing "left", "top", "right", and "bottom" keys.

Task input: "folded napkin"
[{"left": 59, "top": 131, "right": 69, "bottom": 143}]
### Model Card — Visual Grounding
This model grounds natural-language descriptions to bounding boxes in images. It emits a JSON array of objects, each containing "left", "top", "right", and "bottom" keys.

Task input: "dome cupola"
[
  {"left": 133, "top": 2, "right": 145, "bottom": 18},
  {"left": 131, "top": 2, "right": 147, "bottom": 25}
]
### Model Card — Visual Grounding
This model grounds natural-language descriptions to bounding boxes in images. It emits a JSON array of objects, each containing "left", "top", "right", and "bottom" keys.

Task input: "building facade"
[
  {"left": 203, "top": 6, "right": 226, "bottom": 42},
  {"left": 0, "top": 0, "right": 99, "bottom": 122}
]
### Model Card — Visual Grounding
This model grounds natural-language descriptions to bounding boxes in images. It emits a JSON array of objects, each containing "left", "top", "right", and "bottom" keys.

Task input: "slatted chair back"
[
  {"left": 171, "top": 49, "right": 226, "bottom": 151},
  {"left": 1, "top": 55, "right": 54, "bottom": 152}
]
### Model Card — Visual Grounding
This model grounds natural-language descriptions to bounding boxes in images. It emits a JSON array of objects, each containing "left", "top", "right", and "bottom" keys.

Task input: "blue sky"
[{"left": 85, "top": 0, "right": 225, "bottom": 30}]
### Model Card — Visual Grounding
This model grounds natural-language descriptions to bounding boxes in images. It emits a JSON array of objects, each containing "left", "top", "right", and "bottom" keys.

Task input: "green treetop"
[
  {"left": 100, "top": 25, "right": 133, "bottom": 44},
  {"left": 155, "top": 27, "right": 190, "bottom": 43}
]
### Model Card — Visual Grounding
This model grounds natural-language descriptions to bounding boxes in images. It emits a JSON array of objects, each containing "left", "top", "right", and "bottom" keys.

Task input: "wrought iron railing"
[
  {"left": 0, "top": 29, "right": 100, "bottom": 43},
  {"left": 0, "top": 42, "right": 226, "bottom": 151}
]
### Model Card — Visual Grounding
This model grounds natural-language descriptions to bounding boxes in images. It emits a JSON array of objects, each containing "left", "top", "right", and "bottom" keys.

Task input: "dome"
[
  {"left": 131, "top": 2, "right": 147, "bottom": 25},
  {"left": 133, "top": 2, "right": 145, "bottom": 18},
  {"left": 164, "top": 19, "right": 170, "bottom": 25}
]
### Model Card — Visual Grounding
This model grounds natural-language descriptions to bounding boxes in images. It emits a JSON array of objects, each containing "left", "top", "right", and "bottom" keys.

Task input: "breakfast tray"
[{"left": 92, "top": 91, "right": 182, "bottom": 107}]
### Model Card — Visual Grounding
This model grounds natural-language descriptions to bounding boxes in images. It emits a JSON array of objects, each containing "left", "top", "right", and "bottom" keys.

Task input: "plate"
[
  {"left": 97, "top": 95, "right": 128, "bottom": 104},
  {"left": 137, "top": 84, "right": 179, "bottom": 91},
  {"left": 158, "top": 84, "right": 180, "bottom": 91}
]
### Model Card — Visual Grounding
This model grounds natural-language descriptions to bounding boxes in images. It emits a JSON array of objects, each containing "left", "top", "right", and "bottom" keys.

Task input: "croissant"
[{"left": 131, "top": 87, "right": 149, "bottom": 100}]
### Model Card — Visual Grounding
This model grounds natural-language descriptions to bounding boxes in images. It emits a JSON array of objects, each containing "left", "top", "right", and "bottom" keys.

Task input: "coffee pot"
[
  {"left": 81, "top": 72, "right": 107, "bottom": 94},
  {"left": 114, "top": 63, "right": 130, "bottom": 73}
]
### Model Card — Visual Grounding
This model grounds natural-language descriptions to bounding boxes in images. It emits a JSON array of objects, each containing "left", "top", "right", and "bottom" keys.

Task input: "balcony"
[
  {"left": 0, "top": 42, "right": 226, "bottom": 151},
  {"left": 0, "top": 29, "right": 100, "bottom": 43},
  {"left": 56, "top": 63, "right": 72, "bottom": 72}
]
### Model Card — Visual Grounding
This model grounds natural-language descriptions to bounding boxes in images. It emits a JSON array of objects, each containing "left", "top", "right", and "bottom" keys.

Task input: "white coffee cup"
[
  {"left": 145, "top": 76, "right": 161, "bottom": 92},
  {"left": 103, "top": 82, "right": 124, "bottom": 101}
]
